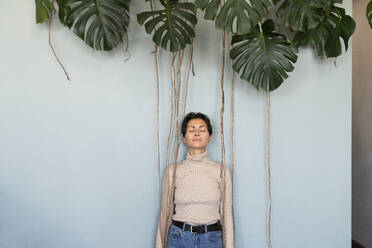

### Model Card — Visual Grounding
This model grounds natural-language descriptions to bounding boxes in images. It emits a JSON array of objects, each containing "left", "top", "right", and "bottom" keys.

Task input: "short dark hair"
[{"left": 181, "top": 112, "right": 213, "bottom": 137}]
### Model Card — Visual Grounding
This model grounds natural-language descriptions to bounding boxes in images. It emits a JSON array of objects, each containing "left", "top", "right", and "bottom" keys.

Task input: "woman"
[{"left": 156, "top": 112, "right": 234, "bottom": 248}]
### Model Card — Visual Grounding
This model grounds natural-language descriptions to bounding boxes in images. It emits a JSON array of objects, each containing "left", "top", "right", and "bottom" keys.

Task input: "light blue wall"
[{"left": 0, "top": 1, "right": 351, "bottom": 247}]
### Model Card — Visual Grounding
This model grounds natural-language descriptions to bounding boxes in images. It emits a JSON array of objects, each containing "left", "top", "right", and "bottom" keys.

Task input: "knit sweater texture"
[{"left": 156, "top": 151, "right": 234, "bottom": 248}]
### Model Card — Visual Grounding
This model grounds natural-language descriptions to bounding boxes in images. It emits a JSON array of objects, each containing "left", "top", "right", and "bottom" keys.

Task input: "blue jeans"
[{"left": 166, "top": 224, "right": 223, "bottom": 248}]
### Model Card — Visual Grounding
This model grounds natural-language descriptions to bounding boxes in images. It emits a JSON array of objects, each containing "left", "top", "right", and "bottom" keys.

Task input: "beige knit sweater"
[{"left": 156, "top": 151, "right": 234, "bottom": 248}]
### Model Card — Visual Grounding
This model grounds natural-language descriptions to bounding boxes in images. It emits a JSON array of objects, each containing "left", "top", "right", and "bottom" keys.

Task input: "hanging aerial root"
[
  {"left": 148, "top": 0, "right": 161, "bottom": 206},
  {"left": 163, "top": 53, "right": 177, "bottom": 248},
  {"left": 266, "top": 90, "right": 272, "bottom": 248},
  {"left": 229, "top": 40, "right": 235, "bottom": 189},
  {"left": 230, "top": 57, "right": 236, "bottom": 241},
  {"left": 165, "top": 54, "right": 177, "bottom": 169},
  {"left": 48, "top": 0, "right": 71, "bottom": 81},
  {"left": 174, "top": 50, "right": 185, "bottom": 163},
  {"left": 219, "top": 30, "right": 228, "bottom": 248},
  {"left": 219, "top": 33, "right": 226, "bottom": 174},
  {"left": 165, "top": 52, "right": 178, "bottom": 236},
  {"left": 148, "top": 0, "right": 161, "bottom": 232},
  {"left": 231, "top": 70, "right": 235, "bottom": 190},
  {"left": 154, "top": 44, "right": 161, "bottom": 206},
  {"left": 182, "top": 38, "right": 194, "bottom": 117}
]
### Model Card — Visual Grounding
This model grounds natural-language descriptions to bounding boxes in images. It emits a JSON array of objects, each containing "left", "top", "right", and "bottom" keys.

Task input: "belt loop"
[
  {"left": 182, "top": 222, "right": 186, "bottom": 231},
  {"left": 204, "top": 224, "right": 208, "bottom": 233},
  {"left": 190, "top": 225, "right": 193, "bottom": 233}
]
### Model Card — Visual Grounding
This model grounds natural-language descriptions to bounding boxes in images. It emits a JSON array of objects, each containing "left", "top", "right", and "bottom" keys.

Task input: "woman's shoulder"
[
  {"left": 163, "top": 162, "right": 186, "bottom": 176},
  {"left": 206, "top": 161, "right": 232, "bottom": 178},
  {"left": 207, "top": 159, "right": 221, "bottom": 167}
]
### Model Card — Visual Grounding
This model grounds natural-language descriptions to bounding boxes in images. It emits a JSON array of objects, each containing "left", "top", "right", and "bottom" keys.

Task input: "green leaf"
[
  {"left": 35, "top": 0, "right": 54, "bottom": 23},
  {"left": 56, "top": 0, "right": 68, "bottom": 26},
  {"left": 367, "top": 0, "right": 372, "bottom": 28},
  {"left": 195, "top": 0, "right": 221, "bottom": 20},
  {"left": 215, "top": 0, "right": 272, "bottom": 34},
  {"left": 293, "top": 6, "right": 355, "bottom": 58},
  {"left": 337, "top": 13, "right": 355, "bottom": 51},
  {"left": 275, "top": 0, "right": 327, "bottom": 31},
  {"left": 293, "top": 21, "right": 329, "bottom": 57},
  {"left": 137, "top": 2, "right": 197, "bottom": 52},
  {"left": 230, "top": 19, "right": 298, "bottom": 91},
  {"left": 59, "top": 0, "right": 130, "bottom": 51}
]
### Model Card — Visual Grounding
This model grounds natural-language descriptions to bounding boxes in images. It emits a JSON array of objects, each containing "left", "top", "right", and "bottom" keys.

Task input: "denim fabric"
[{"left": 166, "top": 224, "right": 223, "bottom": 248}]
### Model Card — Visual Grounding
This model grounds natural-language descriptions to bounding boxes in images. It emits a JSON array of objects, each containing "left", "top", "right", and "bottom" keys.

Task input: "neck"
[
  {"left": 186, "top": 149, "right": 209, "bottom": 162},
  {"left": 188, "top": 148, "right": 206, "bottom": 155}
]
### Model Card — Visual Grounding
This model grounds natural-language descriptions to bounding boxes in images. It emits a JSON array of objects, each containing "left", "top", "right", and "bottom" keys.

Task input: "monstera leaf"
[
  {"left": 293, "top": 6, "right": 355, "bottom": 57},
  {"left": 137, "top": 2, "right": 197, "bottom": 52},
  {"left": 195, "top": 0, "right": 221, "bottom": 20},
  {"left": 215, "top": 0, "right": 272, "bottom": 34},
  {"left": 56, "top": 0, "right": 68, "bottom": 26},
  {"left": 59, "top": 0, "right": 130, "bottom": 51},
  {"left": 275, "top": 0, "right": 327, "bottom": 31},
  {"left": 35, "top": 0, "right": 54, "bottom": 23},
  {"left": 292, "top": 18, "right": 332, "bottom": 57},
  {"left": 367, "top": 0, "right": 372, "bottom": 28},
  {"left": 230, "top": 19, "right": 298, "bottom": 91}
]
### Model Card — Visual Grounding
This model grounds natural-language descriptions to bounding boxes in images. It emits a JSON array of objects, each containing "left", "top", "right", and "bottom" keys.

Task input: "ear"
[
  {"left": 208, "top": 135, "right": 212, "bottom": 142},
  {"left": 182, "top": 136, "right": 186, "bottom": 143}
]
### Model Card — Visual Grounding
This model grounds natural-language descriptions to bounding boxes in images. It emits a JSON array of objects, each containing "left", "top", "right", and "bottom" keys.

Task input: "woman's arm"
[
  {"left": 156, "top": 166, "right": 172, "bottom": 248},
  {"left": 221, "top": 166, "right": 234, "bottom": 248}
]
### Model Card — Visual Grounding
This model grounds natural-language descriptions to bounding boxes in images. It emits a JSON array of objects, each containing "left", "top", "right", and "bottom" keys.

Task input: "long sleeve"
[
  {"left": 221, "top": 166, "right": 234, "bottom": 248},
  {"left": 156, "top": 166, "right": 172, "bottom": 248}
]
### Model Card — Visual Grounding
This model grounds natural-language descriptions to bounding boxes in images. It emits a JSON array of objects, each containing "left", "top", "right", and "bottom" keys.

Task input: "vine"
[
  {"left": 47, "top": 0, "right": 71, "bottom": 81},
  {"left": 266, "top": 90, "right": 272, "bottom": 248}
]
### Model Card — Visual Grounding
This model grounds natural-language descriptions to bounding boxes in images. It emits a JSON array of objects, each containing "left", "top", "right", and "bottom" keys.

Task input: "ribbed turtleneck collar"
[{"left": 186, "top": 150, "right": 209, "bottom": 162}]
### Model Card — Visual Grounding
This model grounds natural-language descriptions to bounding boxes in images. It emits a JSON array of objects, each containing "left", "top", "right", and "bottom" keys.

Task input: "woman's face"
[{"left": 182, "top": 118, "right": 212, "bottom": 151}]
